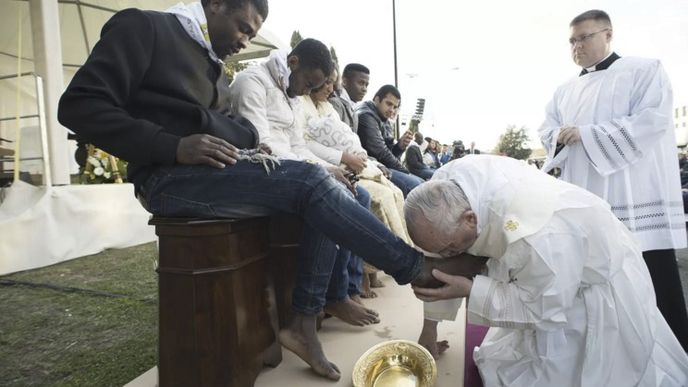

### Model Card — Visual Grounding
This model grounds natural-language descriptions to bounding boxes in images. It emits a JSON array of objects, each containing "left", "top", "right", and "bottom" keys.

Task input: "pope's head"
[{"left": 404, "top": 180, "right": 479, "bottom": 256}]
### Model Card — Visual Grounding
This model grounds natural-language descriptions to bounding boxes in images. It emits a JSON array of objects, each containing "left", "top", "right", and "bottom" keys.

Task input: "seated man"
[
  {"left": 227, "top": 39, "right": 379, "bottom": 327},
  {"left": 329, "top": 63, "right": 369, "bottom": 132},
  {"left": 57, "top": 0, "right": 473, "bottom": 381},
  {"left": 357, "top": 85, "right": 423, "bottom": 196},
  {"left": 404, "top": 132, "right": 435, "bottom": 181},
  {"left": 406, "top": 155, "right": 688, "bottom": 386}
]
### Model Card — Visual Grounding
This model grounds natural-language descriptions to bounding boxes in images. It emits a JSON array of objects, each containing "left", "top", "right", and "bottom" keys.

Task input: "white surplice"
[
  {"left": 539, "top": 57, "right": 686, "bottom": 252},
  {"left": 434, "top": 155, "right": 688, "bottom": 387}
]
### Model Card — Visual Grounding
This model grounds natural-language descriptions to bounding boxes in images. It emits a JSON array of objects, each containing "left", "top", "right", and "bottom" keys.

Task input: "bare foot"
[
  {"left": 369, "top": 272, "right": 385, "bottom": 288},
  {"left": 279, "top": 313, "right": 341, "bottom": 381},
  {"left": 412, "top": 253, "right": 488, "bottom": 288},
  {"left": 350, "top": 294, "right": 364, "bottom": 305},
  {"left": 418, "top": 319, "right": 449, "bottom": 359},
  {"left": 324, "top": 297, "right": 380, "bottom": 326},
  {"left": 361, "top": 274, "right": 378, "bottom": 298}
]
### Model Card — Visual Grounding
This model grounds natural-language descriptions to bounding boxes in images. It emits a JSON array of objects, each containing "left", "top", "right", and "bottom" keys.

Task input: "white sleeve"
[
  {"left": 289, "top": 118, "right": 329, "bottom": 164},
  {"left": 579, "top": 60, "right": 673, "bottom": 176},
  {"left": 467, "top": 233, "right": 584, "bottom": 330},
  {"left": 538, "top": 93, "right": 566, "bottom": 173},
  {"left": 423, "top": 298, "right": 463, "bottom": 321},
  {"left": 228, "top": 73, "right": 272, "bottom": 146},
  {"left": 305, "top": 138, "right": 343, "bottom": 166}
]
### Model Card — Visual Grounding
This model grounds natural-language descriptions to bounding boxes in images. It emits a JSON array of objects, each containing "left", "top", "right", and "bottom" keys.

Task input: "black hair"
[
  {"left": 374, "top": 84, "right": 401, "bottom": 101},
  {"left": 570, "top": 9, "right": 611, "bottom": 28},
  {"left": 342, "top": 63, "right": 370, "bottom": 79},
  {"left": 289, "top": 38, "right": 334, "bottom": 78},
  {"left": 202, "top": 0, "right": 269, "bottom": 20}
]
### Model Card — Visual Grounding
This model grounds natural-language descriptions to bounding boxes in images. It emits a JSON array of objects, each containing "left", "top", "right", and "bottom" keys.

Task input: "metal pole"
[{"left": 392, "top": 0, "right": 400, "bottom": 138}]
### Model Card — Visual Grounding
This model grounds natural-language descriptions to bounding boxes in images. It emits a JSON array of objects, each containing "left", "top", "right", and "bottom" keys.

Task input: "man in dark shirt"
[
  {"left": 357, "top": 85, "right": 422, "bottom": 196},
  {"left": 329, "top": 63, "right": 369, "bottom": 131},
  {"left": 405, "top": 132, "right": 436, "bottom": 180},
  {"left": 57, "top": 0, "right": 475, "bottom": 380}
]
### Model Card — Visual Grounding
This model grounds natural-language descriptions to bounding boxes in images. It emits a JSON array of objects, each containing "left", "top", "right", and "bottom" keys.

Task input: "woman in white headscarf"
[
  {"left": 296, "top": 68, "right": 412, "bottom": 296},
  {"left": 405, "top": 155, "right": 688, "bottom": 387}
]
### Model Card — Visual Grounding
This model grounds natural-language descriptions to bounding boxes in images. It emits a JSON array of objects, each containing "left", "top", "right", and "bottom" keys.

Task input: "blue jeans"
[
  {"left": 140, "top": 160, "right": 422, "bottom": 315},
  {"left": 326, "top": 185, "right": 369, "bottom": 303},
  {"left": 410, "top": 167, "right": 435, "bottom": 181},
  {"left": 389, "top": 169, "right": 424, "bottom": 197}
]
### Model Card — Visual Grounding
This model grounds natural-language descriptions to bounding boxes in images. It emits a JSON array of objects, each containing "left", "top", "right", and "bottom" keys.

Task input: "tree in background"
[
  {"left": 223, "top": 61, "right": 248, "bottom": 84},
  {"left": 494, "top": 125, "right": 532, "bottom": 160},
  {"left": 290, "top": 30, "right": 303, "bottom": 49}
]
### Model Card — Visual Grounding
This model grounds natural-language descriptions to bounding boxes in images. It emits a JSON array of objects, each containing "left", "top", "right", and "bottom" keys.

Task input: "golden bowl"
[{"left": 352, "top": 340, "right": 437, "bottom": 387}]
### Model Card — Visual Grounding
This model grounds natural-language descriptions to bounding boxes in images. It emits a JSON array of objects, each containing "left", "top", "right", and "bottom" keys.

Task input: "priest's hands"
[
  {"left": 177, "top": 134, "right": 239, "bottom": 168},
  {"left": 413, "top": 269, "right": 473, "bottom": 302},
  {"left": 557, "top": 126, "right": 581, "bottom": 145}
]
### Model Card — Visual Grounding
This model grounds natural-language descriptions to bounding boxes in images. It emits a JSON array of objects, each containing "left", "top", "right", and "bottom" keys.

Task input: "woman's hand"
[{"left": 341, "top": 152, "right": 367, "bottom": 174}]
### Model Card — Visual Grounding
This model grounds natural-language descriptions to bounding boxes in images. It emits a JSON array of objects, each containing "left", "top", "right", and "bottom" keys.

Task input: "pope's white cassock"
[
  {"left": 538, "top": 56, "right": 686, "bottom": 252},
  {"left": 429, "top": 155, "right": 688, "bottom": 386}
]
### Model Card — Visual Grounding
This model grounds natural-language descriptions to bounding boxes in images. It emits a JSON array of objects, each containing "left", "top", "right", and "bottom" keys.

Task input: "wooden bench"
[{"left": 150, "top": 216, "right": 301, "bottom": 387}]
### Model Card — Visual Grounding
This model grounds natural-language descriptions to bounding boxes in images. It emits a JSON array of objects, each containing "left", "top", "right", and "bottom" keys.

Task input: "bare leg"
[
  {"left": 418, "top": 319, "right": 449, "bottom": 359},
  {"left": 324, "top": 297, "right": 380, "bottom": 326},
  {"left": 360, "top": 274, "right": 378, "bottom": 298},
  {"left": 369, "top": 272, "right": 385, "bottom": 288},
  {"left": 350, "top": 294, "right": 364, "bottom": 305},
  {"left": 279, "top": 313, "right": 341, "bottom": 381}
]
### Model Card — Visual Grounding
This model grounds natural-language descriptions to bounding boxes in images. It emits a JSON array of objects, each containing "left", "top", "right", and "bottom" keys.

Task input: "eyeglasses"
[{"left": 569, "top": 28, "right": 610, "bottom": 46}]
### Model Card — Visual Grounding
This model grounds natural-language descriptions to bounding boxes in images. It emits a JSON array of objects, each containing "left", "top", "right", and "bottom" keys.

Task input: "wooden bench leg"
[{"left": 152, "top": 217, "right": 279, "bottom": 387}]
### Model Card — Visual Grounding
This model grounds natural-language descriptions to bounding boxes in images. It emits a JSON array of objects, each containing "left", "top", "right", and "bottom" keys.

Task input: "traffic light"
[{"left": 414, "top": 98, "right": 426, "bottom": 120}]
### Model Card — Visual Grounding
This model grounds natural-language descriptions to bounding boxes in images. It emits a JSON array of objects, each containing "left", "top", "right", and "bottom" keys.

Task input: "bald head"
[{"left": 404, "top": 180, "right": 478, "bottom": 255}]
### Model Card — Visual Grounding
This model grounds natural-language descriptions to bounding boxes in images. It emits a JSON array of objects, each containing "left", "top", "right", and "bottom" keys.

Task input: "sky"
[{"left": 261, "top": 0, "right": 688, "bottom": 151}]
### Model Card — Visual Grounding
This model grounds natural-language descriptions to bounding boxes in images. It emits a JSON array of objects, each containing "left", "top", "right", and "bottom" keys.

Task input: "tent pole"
[{"left": 28, "top": 0, "right": 70, "bottom": 185}]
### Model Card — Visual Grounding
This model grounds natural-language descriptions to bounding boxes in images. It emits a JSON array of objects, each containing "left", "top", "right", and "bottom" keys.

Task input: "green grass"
[{"left": 0, "top": 243, "right": 158, "bottom": 387}]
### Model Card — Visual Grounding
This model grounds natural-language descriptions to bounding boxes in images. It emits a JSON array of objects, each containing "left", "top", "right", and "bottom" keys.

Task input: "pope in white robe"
[{"left": 406, "top": 155, "right": 688, "bottom": 387}]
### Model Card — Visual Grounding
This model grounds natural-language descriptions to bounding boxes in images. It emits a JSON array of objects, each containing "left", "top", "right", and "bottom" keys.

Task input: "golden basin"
[{"left": 352, "top": 340, "right": 437, "bottom": 387}]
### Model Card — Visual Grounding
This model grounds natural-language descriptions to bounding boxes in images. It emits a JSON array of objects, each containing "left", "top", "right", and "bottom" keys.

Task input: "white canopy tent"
[
  {"left": 0, "top": 0, "right": 283, "bottom": 183},
  {"left": 0, "top": 0, "right": 285, "bottom": 275}
]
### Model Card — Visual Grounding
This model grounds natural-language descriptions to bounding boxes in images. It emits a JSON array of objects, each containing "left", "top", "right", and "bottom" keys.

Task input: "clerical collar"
[{"left": 579, "top": 52, "right": 620, "bottom": 76}]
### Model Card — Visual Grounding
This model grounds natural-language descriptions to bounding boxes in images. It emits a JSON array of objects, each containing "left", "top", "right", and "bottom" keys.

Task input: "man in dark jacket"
[
  {"left": 405, "top": 132, "right": 435, "bottom": 180},
  {"left": 57, "top": 0, "right": 477, "bottom": 381},
  {"left": 357, "top": 85, "right": 422, "bottom": 196}
]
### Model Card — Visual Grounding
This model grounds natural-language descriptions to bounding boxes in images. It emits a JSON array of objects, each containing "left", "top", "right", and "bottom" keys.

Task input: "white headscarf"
[{"left": 166, "top": 2, "right": 223, "bottom": 64}]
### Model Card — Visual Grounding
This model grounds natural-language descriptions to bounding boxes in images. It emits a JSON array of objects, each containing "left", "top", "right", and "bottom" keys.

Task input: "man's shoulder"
[
  {"left": 230, "top": 63, "right": 273, "bottom": 90},
  {"left": 613, "top": 56, "right": 661, "bottom": 72},
  {"left": 329, "top": 96, "right": 347, "bottom": 111}
]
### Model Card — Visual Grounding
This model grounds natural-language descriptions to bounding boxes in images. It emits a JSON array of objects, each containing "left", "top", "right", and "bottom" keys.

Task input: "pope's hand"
[
  {"left": 176, "top": 134, "right": 239, "bottom": 168},
  {"left": 413, "top": 269, "right": 473, "bottom": 302},
  {"left": 557, "top": 126, "right": 581, "bottom": 145}
]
